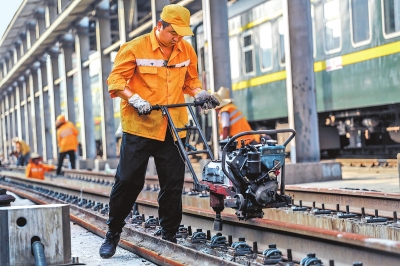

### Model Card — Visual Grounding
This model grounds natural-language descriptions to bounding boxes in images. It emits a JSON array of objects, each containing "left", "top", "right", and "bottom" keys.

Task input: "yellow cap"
[
  {"left": 160, "top": 4, "right": 194, "bottom": 36},
  {"left": 56, "top": 114, "right": 66, "bottom": 127},
  {"left": 31, "top": 152, "right": 41, "bottom": 160},
  {"left": 56, "top": 114, "right": 65, "bottom": 123}
]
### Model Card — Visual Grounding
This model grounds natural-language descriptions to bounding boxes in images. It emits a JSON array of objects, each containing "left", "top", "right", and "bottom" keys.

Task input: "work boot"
[
  {"left": 99, "top": 230, "right": 121, "bottom": 258},
  {"left": 162, "top": 234, "right": 177, "bottom": 243}
]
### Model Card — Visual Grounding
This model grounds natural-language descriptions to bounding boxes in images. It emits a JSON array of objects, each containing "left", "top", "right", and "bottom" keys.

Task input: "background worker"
[
  {"left": 55, "top": 115, "right": 79, "bottom": 175},
  {"left": 213, "top": 86, "right": 260, "bottom": 148},
  {"left": 25, "top": 152, "right": 55, "bottom": 180},
  {"left": 12, "top": 137, "right": 31, "bottom": 166},
  {"left": 99, "top": 4, "right": 219, "bottom": 259}
]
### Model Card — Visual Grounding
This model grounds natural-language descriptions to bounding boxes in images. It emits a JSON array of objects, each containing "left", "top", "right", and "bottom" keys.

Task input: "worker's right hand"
[
  {"left": 194, "top": 90, "right": 220, "bottom": 110},
  {"left": 128, "top": 94, "right": 152, "bottom": 115}
]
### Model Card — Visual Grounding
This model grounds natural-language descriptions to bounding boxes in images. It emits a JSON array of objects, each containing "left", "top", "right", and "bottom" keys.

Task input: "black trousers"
[
  {"left": 56, "top": 150, "right": 76, "bottom": 175},
  {"left": 107, "top": 129, "right": 185, "bottom": 235}
]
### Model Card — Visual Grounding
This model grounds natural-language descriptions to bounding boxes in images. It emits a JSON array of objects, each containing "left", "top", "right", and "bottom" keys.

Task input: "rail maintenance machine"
[{"left": 151, "top": 101, "right": 296, "bottom": 231}]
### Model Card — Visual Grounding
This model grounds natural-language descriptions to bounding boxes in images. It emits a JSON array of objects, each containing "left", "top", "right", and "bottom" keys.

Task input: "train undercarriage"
[{"left": 248, "top": 103, "right": 400, "bottom": 159}]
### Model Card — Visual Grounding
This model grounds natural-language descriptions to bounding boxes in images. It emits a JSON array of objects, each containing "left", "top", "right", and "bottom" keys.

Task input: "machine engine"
[{"left": 201, "top": 130, "right": 295, "bottom": 225}]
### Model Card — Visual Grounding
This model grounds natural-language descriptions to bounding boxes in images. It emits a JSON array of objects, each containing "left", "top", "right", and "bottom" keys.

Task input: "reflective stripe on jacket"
[
  {"left": 218, "top": 103, "right": 260, "bottom": 147},
  {"left": 57, "top": 121, "right": 79, "bottom": 152},
  {"left": 107, "top": 28, "right": 202, "bottom": 141},
  {"left": 25, "top": 163, "right": 55, "bottom": 180}
]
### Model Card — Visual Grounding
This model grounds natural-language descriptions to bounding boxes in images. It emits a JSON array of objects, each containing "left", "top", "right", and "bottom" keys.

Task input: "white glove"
[
  {"left": 194, "top": 90, "right": 220, "bottom": 110},
  {"left": 128, "top": 94, "right": 152, "bottom": 115}
]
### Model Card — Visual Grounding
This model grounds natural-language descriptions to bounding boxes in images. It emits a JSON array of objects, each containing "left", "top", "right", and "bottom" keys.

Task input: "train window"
[
  {"left": 242, "top": 32, "right": 255, "bottom": 74},
  {"left": 259, "top": 23, "right": 272, "bottom": 71},
  {"left": 350, "top": 0, "right": 371, "bottom": 46},
  {"left": 278, "top": 19, "right": 285, "bottom": 65},
  {"left": 382, "top": 0, "right": 400, "bottom": 38},
  {"left": 323, "top": 0, "right": 342, "bottom": 53},
  {"left": 229, "top": 37, "right": 240, "bottom": 79}
]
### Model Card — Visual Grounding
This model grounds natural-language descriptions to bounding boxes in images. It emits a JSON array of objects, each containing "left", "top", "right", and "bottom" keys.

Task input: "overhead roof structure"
[
  {"left": 0, "top": 0, "right": 103, "bottom": 91},
  {"left": 0, "top": 0, "right": 204, "bottom": 92},
  {"left": 0, "top": 0, "right": 43, "bottom": 56}
]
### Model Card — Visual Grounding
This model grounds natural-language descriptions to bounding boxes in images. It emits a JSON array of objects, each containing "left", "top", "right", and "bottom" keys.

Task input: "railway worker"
[
  {"left": 99, "top": 4, "right": 219, "bottom": 259},
  {"left": 12, "top": 137, "right": 31, "bottom": 166},
  {"left": 213, "top": 86, "right": 260, "bottom": 148},
  {"left": 55, "top": 114, "right": 79, "bottom": 175},
  {"left": 25, "top": 152, "right": 55, "bottom": 180}
]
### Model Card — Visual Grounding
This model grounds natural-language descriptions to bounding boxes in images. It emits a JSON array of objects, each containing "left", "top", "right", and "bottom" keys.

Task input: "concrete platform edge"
[{"left": 284, "top": 161, "right": 342, "bottom": 184}]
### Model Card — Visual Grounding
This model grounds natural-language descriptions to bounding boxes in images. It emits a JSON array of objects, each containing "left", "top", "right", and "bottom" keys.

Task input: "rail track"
[{"left": 1, "top": 168, "right": 399, "bottom": 266}]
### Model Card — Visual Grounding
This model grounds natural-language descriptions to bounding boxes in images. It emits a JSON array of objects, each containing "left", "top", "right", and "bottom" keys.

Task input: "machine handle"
[
  {"left": 147, "top": 99, "right": 212, "bottom": 192},
  {"left": 151, "top": 100, "right": 206, "bottom": 111}
]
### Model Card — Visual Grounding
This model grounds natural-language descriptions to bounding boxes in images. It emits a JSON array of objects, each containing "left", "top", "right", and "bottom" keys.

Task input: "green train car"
[{"left": 196, "top": 0, "right": 400, "bottom": 158}]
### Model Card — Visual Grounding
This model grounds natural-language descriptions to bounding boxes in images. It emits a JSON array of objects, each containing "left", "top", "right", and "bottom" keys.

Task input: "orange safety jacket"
[
  {"left": 107, "top": 28, "right": 202, "bottom": 141},
  {"left": 57, "top": 121, "right": 79, "bottom": 152},
  {"left": 25, "top": 162, "right": 55, "bottom": 180},
  {"left": 218, "top": 103, "right": 260, "bottom": 147}
]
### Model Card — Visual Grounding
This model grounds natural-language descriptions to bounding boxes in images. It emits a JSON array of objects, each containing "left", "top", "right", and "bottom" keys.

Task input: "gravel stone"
[{"left": 70, "top": 222, "right": 157, "bottom": 266}]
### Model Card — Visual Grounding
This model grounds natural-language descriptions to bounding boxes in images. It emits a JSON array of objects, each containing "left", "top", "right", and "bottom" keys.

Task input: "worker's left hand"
[
  {"left": 194, "top": 90, "right": 220, "bottom": 110},
  {"left": 128, "top": 94, "right": 152, "bottom": 115}
]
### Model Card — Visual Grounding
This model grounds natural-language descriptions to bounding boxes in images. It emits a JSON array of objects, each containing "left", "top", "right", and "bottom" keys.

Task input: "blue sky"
[{"left": 0, "top": 1, "right": 24, "bottom": 39}]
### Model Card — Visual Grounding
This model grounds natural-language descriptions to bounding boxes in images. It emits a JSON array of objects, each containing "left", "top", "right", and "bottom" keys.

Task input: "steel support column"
[
  {"left": 4, "top": 92, "right": 11, "bottom": 156},
  {"left": 12, "top": 47, "right": 18, "bottom": 65},
  {"left": 59, "top": 0, "right": 70, "bottom": 13},
  {"left": 1, "top": 96, "right": 8, "bottom": 161},
  {"left": 2, "top": 57, "right": 8, "bottom": 77},
  {"left": 19, "top": 32, "right": 27, "bottom": 55},
  {"left": 49, "top": 48, "right": 61, "bottom": 160},
  {"left": 29, "top": 67, "right": 43, "bottom": 153},
  {"left": 9, "top": 88, "right": 16, "bottom": 140},
  {"left": 61, "top": 34, "right": 76, "bottom": 123},
  {"left": 75, "top": 18, "right": 95, "bottom": 159},
  {"left": 40, "top": 57, "right": 53, "bottom": 161},
  {"left": 14, "top": 82, "right": 22, "bottom": 140},
  {"left": 25, "top": 71, "right": 34, "bottom": 147},
  {"left": 46, "top": 0, "right": 58, "bottom": 26},
  {"left": 96, "top": 4, "right": 117, "bottom": 159},
  {"left": 14, "top": 41, "right": 22, "bottom": 62},
  {"left": 35, "top": 8, "right": 46, "bottom": 36},
  {"left": 207, "top": 0, "right": 232, "bottom": 93},
  {"left": 116, "top": 0, "right": 127, "bottom": 44},
  {"left": 18, "top": 77, "right": 28, "bottom": 143},
  {"left": 7, "top": 52, "right": 13, "bottom": 73},
  {"left": 203, "top": 0, "right": 231, "bottom": 156},
  {"left": 0, "top": 98, "right": 3, "bottom": 160},
  {"left": 27, "top": 21, "right": 37, "bottom": 50},
  {"left": 151, "top": 0, "right": 169, "bottom": 27},
  {"left": 285, "top": 0, "right": 320, "bottom": 162},
  {"left": 124, "top": 0, "right": 138, "bottom": 35}
]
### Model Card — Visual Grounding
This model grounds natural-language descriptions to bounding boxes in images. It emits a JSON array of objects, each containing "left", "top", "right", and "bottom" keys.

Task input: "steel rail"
[
  {"left": 0, "top": 183, "right": 240, "bottom": 266},
  {"left": 285, "top": 185, "right": 400, "bottom": 218},
  {"left": 1, "top": 173, "right": 400, "bottom": 265},
  {"left": 3, "top": 170, "right": 400, "bottom": 244},
  {"left": 2, "top": 169, "right": 399, "bottom": 218},
  {"left": 3, "top": 167, "right": 400, "bottom": 219}
]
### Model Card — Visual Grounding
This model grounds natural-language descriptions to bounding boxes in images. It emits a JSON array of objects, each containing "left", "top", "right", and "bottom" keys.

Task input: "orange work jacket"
[
  {"left": 107, "top": 28, "right": 202, "bottom": 141},
  {"left": 25, "top": 163, "right": 55, "bottom": 180},
  {"left": 57, "top": 121, "right": 79, "bottom": 152},
  {"left": 218, "top": 103, "right": 260, "bottom": 147}
]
